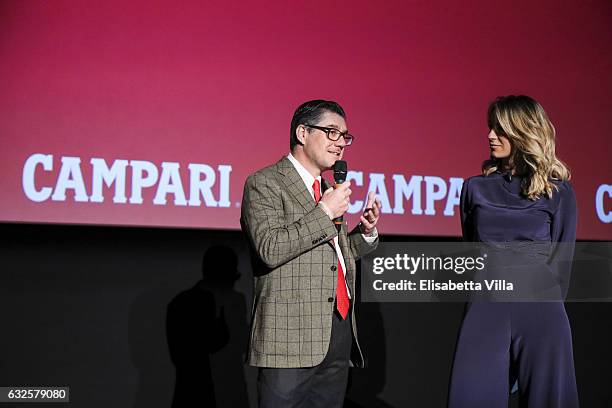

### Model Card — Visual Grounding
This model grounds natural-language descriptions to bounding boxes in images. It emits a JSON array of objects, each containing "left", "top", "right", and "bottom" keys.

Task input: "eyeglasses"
[{"left": 304, "top": 124, "right": 354, "bottom": 146}]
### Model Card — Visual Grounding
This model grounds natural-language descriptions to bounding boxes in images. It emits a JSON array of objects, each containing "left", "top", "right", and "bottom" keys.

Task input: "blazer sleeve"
[
  {"left": 549, "top": 181, "right": 577, "bottom": 299},
  {"left": 240, "top": 172, "right": 338, "bottom": 269},
  {"left": 348, "top": 226, "right": 379, "bottom": 260}
]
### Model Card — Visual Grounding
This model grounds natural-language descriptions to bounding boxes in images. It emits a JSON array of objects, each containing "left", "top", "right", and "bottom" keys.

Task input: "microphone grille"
[{"left": 333, "top": 160, "right": 347, "bottom": 183}]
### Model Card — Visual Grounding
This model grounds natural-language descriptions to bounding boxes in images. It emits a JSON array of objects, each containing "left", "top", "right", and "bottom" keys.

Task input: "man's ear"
[{"left": 296, "top": 125, "right": 306, "bottom": 146}]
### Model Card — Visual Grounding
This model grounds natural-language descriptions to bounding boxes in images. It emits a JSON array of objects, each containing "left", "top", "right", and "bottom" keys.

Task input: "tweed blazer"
[{"left": 240, "top": 156, "right": 378, "bottom": 368}]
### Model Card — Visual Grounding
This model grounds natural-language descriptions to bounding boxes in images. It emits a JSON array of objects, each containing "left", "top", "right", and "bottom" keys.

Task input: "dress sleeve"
[
  {"left": 460, "top": 177, "right": 474, "bottom": 242},
  {"left": 549, "top": 181, "right": 577, "bottom": 299}
]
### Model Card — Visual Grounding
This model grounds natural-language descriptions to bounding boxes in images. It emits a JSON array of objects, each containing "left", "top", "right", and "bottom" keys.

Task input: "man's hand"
[
  {"left": 360, "top": 191, "right": 381, "bottom": 235},
  {"left": 320, "top": 181, "right": 352, "bottom": 219}
]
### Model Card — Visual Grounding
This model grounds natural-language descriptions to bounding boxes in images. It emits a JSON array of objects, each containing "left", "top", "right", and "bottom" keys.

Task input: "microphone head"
[{"left": 333, "top": 160, "right": 347, "bottom": 183}]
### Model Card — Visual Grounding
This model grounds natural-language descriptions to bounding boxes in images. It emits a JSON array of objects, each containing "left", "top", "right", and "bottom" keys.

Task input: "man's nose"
[{"left": 335, "top": 136, "right": 347, "bottom": 148}]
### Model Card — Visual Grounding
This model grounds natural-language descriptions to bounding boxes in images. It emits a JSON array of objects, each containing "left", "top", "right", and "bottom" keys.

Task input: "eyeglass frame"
[{"left": 302, "top": 124, "right": 355, "bottom": 146}]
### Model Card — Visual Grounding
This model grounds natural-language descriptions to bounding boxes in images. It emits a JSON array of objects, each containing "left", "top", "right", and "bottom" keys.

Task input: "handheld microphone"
[{"left": 333, "top": 160, "right": 347, "bottom": 231}]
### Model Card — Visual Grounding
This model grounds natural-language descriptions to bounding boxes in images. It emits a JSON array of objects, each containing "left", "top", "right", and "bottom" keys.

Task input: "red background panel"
[{"left": 1, "top": 1, "right": 610, "bottom": 238}]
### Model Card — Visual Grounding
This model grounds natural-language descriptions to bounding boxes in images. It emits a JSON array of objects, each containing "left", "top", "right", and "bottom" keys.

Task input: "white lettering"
[
  {"left": 392, "top": 174, "right": 423, "bottom": 215},
  {"left": 347, "top": 171, "right": 364, "bottom": 213},
  {"left": 368, "top": 173, "right": 392, "bottom": 214},
  {"left": 595, "top": 184, "right": 612, "bottom": 223},
  {"left": 424, "top": 176, "right": 447, "bottom": 215},
  {"left": 187, "top": 163, "right": 217, "bottom": 207},
  {"left": 154, "top": 162, "right": 187, "bottom": 206},
  {"left": 217, "top": 165, "right": 232, "bottom": 208},
  {"left": 22, "top": 153, "right": 53, "bottom": 202},
  {"left": 444, "top": 177, "right": 464, "bottom": 216},
  {"left": 90, "top": 158, "right": 128, "bottom": 203},
  {"left": 129, "top": 160, "right": 159, "bottom": 204},
  {"left": 51, "top": 156, "right": 88, "bottom": 202}
]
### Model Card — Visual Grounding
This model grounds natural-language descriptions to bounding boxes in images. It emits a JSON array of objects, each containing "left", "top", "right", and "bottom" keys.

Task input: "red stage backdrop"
[{"left": 1, "top": 1, "right": 610, "bottom": 238}]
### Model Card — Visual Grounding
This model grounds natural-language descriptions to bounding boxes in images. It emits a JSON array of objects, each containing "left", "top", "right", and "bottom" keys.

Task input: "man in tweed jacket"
[{"left": 240, "top": 100, "right": 381, "bottom": 407}]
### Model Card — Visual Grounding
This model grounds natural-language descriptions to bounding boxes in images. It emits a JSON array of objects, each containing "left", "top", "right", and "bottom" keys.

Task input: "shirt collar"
[{"left": 287, "top": 153, "right": 322, "bottom": 199}]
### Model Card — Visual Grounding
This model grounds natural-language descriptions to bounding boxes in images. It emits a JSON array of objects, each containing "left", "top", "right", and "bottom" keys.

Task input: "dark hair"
[{"left": 289, "top": 100, "right": 346, "bottom": 151}]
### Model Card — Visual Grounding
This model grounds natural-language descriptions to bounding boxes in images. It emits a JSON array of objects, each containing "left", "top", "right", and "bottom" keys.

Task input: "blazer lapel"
[
  {"left": 276, "top": 156, "right": 316, "bottom": 212},
  {"left": 337, "top": 224, "right": 354, "bottom": 287},
  {"left": 276, "top": 159, "right": 347, "bottom": 274}
]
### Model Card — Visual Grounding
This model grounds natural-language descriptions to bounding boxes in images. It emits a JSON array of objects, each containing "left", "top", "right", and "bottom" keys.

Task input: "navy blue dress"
[{"left": 448, "top": 172, "right": 579, "bottom": 408}]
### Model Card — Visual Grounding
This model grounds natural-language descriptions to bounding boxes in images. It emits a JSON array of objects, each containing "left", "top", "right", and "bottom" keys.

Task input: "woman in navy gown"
[{"left": 448, "top": 95, "right": 579, "bottom": 408}]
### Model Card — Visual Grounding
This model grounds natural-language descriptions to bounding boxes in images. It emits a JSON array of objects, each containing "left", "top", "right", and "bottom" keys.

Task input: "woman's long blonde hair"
[{"left": 483, "top": 95, "right": 570, "bottom": 200}]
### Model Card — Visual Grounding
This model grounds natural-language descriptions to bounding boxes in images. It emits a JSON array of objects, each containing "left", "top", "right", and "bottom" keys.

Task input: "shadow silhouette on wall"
[
  {"left": 166, "top": 245, "right": 249, "bottom": 407},
  {"left": 129, "top": 283, "right": 177, "bottom": 408}
]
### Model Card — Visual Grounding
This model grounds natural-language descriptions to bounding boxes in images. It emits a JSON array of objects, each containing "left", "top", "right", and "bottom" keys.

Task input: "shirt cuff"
[{"left": 361, "top": 226, "right": 378, "bottom": 243}]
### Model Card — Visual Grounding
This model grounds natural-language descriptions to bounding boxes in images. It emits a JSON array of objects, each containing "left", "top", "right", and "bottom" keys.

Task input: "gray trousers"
[{"left": 258, "top": 307, "right": 353, "bottom": 408}]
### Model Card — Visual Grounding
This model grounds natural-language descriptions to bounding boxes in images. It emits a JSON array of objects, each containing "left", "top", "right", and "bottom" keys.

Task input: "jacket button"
[
  {"left": 331, "top": 265, "right": 337, "bottom": 271},
  {"left": 328, "top": 297, "right": 334, "bottom": 302}
]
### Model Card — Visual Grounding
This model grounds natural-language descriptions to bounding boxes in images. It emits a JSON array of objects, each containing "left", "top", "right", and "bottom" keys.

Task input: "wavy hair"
[{"left": 483, "top": 95, "right": 571, "bottom": 200}]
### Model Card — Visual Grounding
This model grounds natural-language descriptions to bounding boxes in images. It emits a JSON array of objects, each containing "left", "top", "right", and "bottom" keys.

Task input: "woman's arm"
[
  {"left": 460, "top": 177, "right": 474, "bottom": 242},
  {"left": 549, "top": 181, "right": 578, "bottom": 299}
]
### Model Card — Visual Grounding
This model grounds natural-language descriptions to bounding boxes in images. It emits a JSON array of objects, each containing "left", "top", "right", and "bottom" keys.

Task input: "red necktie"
[{"left": 313, "top": 179, "right": 349, "bottom": 320}]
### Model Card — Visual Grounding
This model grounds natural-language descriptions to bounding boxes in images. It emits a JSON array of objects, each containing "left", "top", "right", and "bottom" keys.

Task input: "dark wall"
[{"left": 1, "top": 224, "right": 610, "bottom": 407}]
